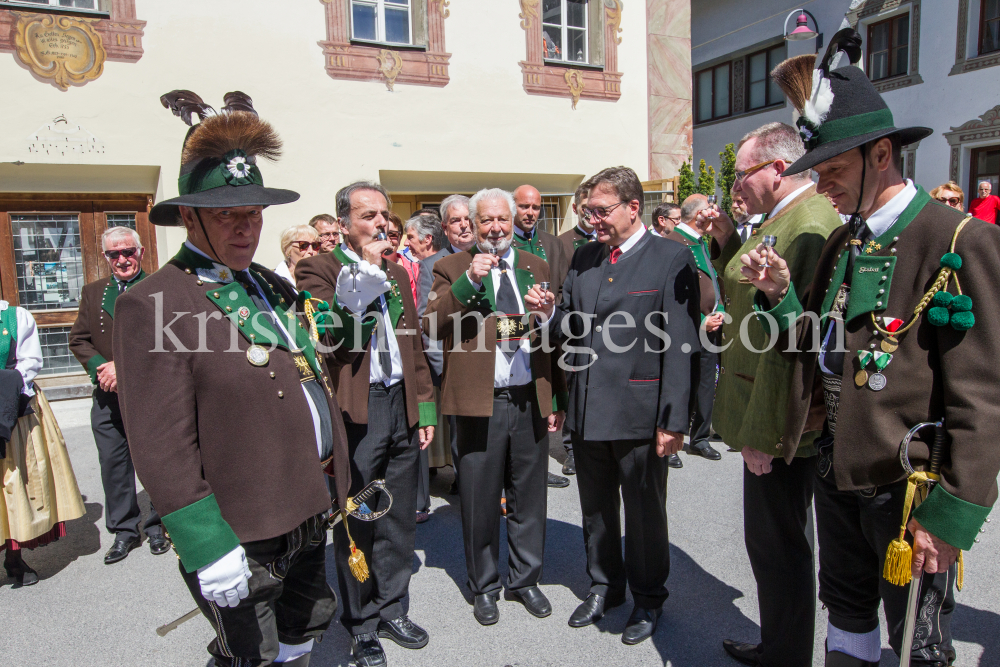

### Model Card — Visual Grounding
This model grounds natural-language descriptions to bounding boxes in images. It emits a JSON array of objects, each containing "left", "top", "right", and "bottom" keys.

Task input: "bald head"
[
  {"left": 513, "top": 184, "right": 542, "bottom": 233},
  {"left": 680, "top": 194, "right": 708, "bottom": 223}
]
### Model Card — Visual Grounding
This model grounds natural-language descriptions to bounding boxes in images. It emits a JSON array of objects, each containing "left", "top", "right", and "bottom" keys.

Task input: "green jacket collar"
[{"left": 102, "top": 270, "right": 147, "bottom": 318}]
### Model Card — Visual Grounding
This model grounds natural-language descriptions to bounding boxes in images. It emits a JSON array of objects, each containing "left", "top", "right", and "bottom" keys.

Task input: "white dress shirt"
[
  {"left": 338, "top": 244, "right": 405, "bottom": 387},
  {"left": 0, "top": 302, "right": 42, "bottom": 397},
  {"left": 470, "top": 246, "right": 533, "bottom": 388},
  {"left": 737, "top": 213, "right": 764, "bottom": 242},
  {"left": 769, "top": 182, "right": 814, "bottom": 219}
]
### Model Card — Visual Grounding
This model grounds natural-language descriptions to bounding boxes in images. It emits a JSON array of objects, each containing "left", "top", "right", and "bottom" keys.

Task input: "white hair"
[
  {"left": 439, "top": 194, "right": 471, "bottom": 222},
  {"left": 469, "top": 188, "right": 516, "bottom": 225},
  {"left": 101, "top": 226, "right": 142, "bottom": 251},
  {"left": 280, "top": 224, "right": 318, "bottom": 257},
  {"left": 979, "top": 181, "right": 992, "bottom": 189}
]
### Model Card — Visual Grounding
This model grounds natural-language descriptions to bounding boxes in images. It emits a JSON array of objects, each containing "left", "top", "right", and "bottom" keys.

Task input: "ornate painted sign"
[{"left": 13, "top": 12, "right": 107, "bottom": 90}]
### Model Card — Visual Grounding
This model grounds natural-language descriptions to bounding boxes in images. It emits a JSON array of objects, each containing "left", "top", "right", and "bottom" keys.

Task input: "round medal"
[
  {"left": 880, "top": 337, "right": 898, "bottom": 353},
  {"left": 854, "top": 369, "right": 869, "bottom": 387},
  {"left": 238, "top": 306, "right": 251, "bottom": 319},
  {"left": 246, "top": 344, "right": 269, "bottom": 367},
  {"left": 868, "top": 372, "right": 887, "bottom": 391}
]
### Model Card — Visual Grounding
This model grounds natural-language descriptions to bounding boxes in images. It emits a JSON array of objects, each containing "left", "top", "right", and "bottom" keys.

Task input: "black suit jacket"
[
  {"left": 550, "top": 230, "right": 702, "bottom": 441},
  {"left": 418, "top": 246, "right": 457, "bottom": 379}
]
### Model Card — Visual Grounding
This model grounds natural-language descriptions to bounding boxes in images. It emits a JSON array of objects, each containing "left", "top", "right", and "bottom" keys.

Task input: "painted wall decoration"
[
  {"left": 27, "top": 115, "right": 105, "bottom": 156},
  {"left": 0, "top": 2, "right": 145, "bottom": 90}
]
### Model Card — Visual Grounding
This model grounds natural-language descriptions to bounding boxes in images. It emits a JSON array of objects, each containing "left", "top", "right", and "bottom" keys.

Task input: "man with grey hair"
[
  {"left": 419, "top": 194, "right": 475, "bottom": 493},
  {"left": 70, "top": 226, "right": 169, "bottom": 563},
  {"left": 712, "top": 122, "right": 842, "bottom": 666},
  {"left": 424, "top": 188, "right": 566, "bottom": 626},
  {"left": 969, "top": 180, "right": 1000, "bottom": 224},
  {"left": 404, "top": 213, "right": 445, "bottom": 261}
]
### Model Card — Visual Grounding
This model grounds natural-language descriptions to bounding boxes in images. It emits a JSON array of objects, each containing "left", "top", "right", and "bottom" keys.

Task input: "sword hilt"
[{"left": 928, "top": 422, "right": 947, "bottom": 479}]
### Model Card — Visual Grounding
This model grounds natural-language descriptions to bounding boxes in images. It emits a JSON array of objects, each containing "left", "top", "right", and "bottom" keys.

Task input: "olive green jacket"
[{"left": 711, "top": 186, "right": 841, "bottom": 457}]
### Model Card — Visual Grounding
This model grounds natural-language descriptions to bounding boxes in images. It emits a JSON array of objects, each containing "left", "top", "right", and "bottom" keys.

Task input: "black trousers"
[
  {"left": 455, "top": 385, "right": 548, "bottom": 596},
  {"left": 180, "top": 513, "right": 335, "bottom": 667},
  {"left": 333, "top": 383, "right": 419, "bottom": 636},
  {"left": 690, "top": 348, "right": 719, "bottom": 447},
  {"left": 91, "top": 388, "right": 161, "bottom": 539},
  {"left": 815, "top": 461, "right": 956, "bottom": 665},
  {"left": 743, "top": 456, "right": 816, "bottom": 667},
  {"left": 573, "top": 433, "right": 670, "bottom": 609}
]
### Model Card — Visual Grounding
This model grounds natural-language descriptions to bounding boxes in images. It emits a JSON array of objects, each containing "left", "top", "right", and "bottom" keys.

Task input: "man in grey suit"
[
  {"left": 527, "top": 166, "right": 702, "bottom": 646},
  {"left": 419, "top": 194, "right": 475, "bottom": 494}
]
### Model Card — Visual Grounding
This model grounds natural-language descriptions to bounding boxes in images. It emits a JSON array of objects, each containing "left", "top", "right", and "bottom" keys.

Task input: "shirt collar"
[
  {"left": 340, "top": 242, "right": 361, "bottom": 263},
  {"left": 864, "top": 180, "right": 918, "bottom": 238},
  {"left": 576, "top": 225, "right": 595, "bottom": 238},
  {"left": 613, "top": 223, "right": 646, "bottom": 255},
  {"left": 513, "top": 225, "right": 534, "bottom": 241},
  {"left": 769, "top": 182, "right": 813, "bottom": 219},
  {"left": 450, "top": 244, "right": 463, "bottom": 254},
  {"left": 184, "top": 240, "right": 217, "bottom": 263},
  {"left": 676, "top": 222, "right": 702, "bottom": 241}
]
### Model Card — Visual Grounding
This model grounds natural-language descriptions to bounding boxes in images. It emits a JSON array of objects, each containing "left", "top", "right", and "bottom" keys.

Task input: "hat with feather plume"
[
  {"left": 770, "top": 28, "right": 932, "bottom": 176},
  {"left": 149, "top": 91, "right": 299, "bottom": 226}
]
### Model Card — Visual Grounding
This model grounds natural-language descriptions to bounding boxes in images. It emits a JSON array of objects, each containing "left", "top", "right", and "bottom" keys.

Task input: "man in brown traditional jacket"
[
  {"left": 296, "top": 180, "right": 435, "bottom": 667},
  {"left": 70, "top": 226, "right": 169, "bottom": 564},
  {"left": 747, "top": 42, "right": 1000, "bottom": 666},
  {"left": 424, "top": 187, "right": 566, "bottom": 627},
  {"left": 115, "top": 92, "right": 355, "bottom": 667}
]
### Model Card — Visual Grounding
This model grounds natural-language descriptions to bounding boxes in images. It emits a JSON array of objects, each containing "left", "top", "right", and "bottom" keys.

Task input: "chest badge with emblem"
[
  {"left": 878, "top": 317, "right": 903, "bottom": 353},
  {"left": 857, "top": 349, "right": 892, "bottom": 390},
  {"left": 247, "top": 344, "right": 269, "bottom": 367},
  {"left": 238, "top": 306, "right": 251, "bottom": 319}
]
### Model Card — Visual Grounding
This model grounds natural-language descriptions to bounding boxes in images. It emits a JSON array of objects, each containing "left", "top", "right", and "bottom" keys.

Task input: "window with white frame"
[
  {"left": 542, "top": 0, "right": 588, "bottom": 64},
  {"left": 2, "top": 0, "right": 102, "bottom": 9},
  {"left": 351, "top": 0, "right": 411, "bottom": 45}
]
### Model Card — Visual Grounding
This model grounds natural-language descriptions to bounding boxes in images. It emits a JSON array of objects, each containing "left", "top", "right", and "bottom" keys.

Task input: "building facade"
[
  {"left": 692, "top": 0, "right": 1000, "bottom": 203},
  {"left": 0, "top": 0, "right": 693, "bottom": 391}
]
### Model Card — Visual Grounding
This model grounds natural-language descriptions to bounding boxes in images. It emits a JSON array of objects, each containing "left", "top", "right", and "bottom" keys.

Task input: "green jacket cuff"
[
  {"left": 553, "top": 391, "right": 569, "bottom": 413},
  {"left": 753, "top": 282, "right": 802, "bottom": 333},
  {"left": 913, "top": 484, "right": 992, "bottom": 550},
  {"left": 418, "top": 401, "right": 437, "bottom": 427},
  {"left": 451, "top": 271, "right": 487, "bottom": 308},
  {"left": 161, "top": 494, "right": 241, "bottom": 572},
  {"left": 85, "top": 354, "right": 108, "bottom": 385}
]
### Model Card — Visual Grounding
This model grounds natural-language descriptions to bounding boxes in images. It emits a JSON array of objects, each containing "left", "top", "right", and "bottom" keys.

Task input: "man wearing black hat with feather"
[
  {"left": 113, "top": 91, "right": 383, "bottom": 667},
  {"left": 738, "top": 31, "right": 1000, "bottom": 667}
]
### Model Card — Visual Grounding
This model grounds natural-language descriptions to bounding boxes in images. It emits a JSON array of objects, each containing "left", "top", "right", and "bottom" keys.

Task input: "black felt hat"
[
  {"left": 771, "top": 30, "right": 932, "bottom": 176},
  {"left": 149, "top": 91, "right": 299, "bottom": 226}
]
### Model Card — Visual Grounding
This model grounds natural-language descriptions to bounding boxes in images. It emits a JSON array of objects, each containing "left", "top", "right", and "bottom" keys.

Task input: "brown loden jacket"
[
  {"left": 69, "top": 273, "right": 145, "bottom": 384},
  {"left": 422, "top": 247, "right": 567, "bottom": 418},
  {"left": 296, "top": 249, "right": 436, "bottom": 427}
]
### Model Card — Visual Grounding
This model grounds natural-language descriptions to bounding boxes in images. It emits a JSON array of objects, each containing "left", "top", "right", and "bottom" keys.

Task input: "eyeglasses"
[
  {"left": 936, "top": 197, "right": 962, "bottom": 206},
  {"left": 583, "top": 201, "right": 627, "bottom": 222},
  {"left": 734, "top": 159, "right": 777, "bottom": 184},
  {"left": 386, "top": 231, "right": 401, "bottom": 241},
  {"left": 292, "top": 241, "right": 323, "bottom": 252},
  {"left": 318, "top": 232, "right": 339, "bottom": 240},
  {"left": 104, "top": 248, "right": 138, "bottom": 260}
]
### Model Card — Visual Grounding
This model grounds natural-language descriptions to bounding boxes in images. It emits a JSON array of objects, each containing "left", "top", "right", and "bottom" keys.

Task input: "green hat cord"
[{"left": 871, "top": 215, "right": 976, "bottom": 337}]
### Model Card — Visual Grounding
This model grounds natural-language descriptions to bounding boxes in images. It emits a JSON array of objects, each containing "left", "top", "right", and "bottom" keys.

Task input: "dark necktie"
[
  {"left": 739, "top": 224, "right": 750, "bottom": 243},
  {"left": 495, "top": 260, "right": 521, "bottom": 361},
  {"left": 366, "top": 297, "right": 393, "bottom": 378},
  {"left": 610, "top": 247, "right": 622, "bottom": 264}
]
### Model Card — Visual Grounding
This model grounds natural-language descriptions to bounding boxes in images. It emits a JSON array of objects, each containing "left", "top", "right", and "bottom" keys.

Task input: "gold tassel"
[
  {"left": 956, "top": 551, "right": 964, "bottom": 592},
  {"left": 339, "top": 509, "right": 369, "bottom": 582},
  {"left": 883, "top": 471, "right": 938, "bottom": 586}
]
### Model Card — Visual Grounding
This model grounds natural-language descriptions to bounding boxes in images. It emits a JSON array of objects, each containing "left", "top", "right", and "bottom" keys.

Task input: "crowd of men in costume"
[{"left": 66, "top": 31, "right": 999, "bottom": 667}]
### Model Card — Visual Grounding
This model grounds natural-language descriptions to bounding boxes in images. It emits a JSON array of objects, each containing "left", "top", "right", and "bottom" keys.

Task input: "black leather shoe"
[
  {"left": 504, "top": 585, "right": 552, "bottom": 618},
  {"left": 104, "top": 535, "right": 140, "bottom": 564},
  {"left": 148, "top": 532, "right": 171, "bottom": 556},
  {"left": 377, "top": 614, "right": 429, "bottom": 649},
  {"left": 622, "top": 605, "right": 661, "bottom": 645},
  {"left": 562, "top": 454, "right": 576, "bottom": 475},
  {"left": 689, "top": 441, "right": 722, "bottom": 460},
  {"left": 723, "top": 639, "right": 762, "bottom": 665},
  {"left": 568, "top": 593, "right": 626, "bottom": 628},
  {"left": 547, "top": 472, "right": 570, "bottom": 488},
  {"left": 351, "top": 632, "right": 386, "bottom": 666},
  {"left": 473, "top": 593, "right": 499, "bottom": 625},
  {"left": 667, "top": 453, "right": 683, "bottom": 468},
  {"left": 3, "top": 552, "right": 39, "bottom": 586}
]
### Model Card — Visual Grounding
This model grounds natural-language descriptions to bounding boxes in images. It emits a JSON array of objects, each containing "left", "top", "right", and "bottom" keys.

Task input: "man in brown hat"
[
  {"left": 745, "top": 34, "right": 1000, "bottom": 666},
  {"left": 115, "top": 91, "right": 360, "bottom": 667}
]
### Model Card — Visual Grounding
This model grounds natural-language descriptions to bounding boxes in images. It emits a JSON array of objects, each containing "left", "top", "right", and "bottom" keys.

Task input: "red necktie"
[{"left": 610, "top": 247, "right": 622, "bottom": 264}]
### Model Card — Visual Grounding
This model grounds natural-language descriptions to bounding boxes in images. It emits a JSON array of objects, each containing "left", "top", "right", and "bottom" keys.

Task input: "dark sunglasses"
[
  {"left": 104, "top": 248, "right": 139, "bottom": 260},
  {"left": 293, "top": 241, "right": 323, "bottom": 252},
  {"left": 936, "top": 197, "right": 962, "bottom": 206}
]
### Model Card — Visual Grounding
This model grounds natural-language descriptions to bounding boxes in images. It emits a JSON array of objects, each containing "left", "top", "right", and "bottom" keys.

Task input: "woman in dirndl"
[{"left": 1, "top": 300, "right": 85, "bottom": 586}]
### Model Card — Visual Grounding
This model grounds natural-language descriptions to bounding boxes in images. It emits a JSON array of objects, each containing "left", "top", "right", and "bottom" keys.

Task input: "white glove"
[
  {"left": 197, "top": 545, "right": 252, "bottom": 608},
  {"left": 335, "top": 261, "right": 391, "bottom": 314},
  {"left": 741, "top": 447, "right": 774, "bottom": 476}
]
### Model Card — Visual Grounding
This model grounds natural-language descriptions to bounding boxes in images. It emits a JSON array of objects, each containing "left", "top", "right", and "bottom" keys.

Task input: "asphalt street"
[{"left": 3, "top": 397, "right": 998, "bottom": 666}]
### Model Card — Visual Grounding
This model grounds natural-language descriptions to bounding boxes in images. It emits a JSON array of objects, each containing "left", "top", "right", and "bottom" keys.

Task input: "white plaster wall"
[{"left": 0, "top": 0, "right": 651, "bottom": 267}]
